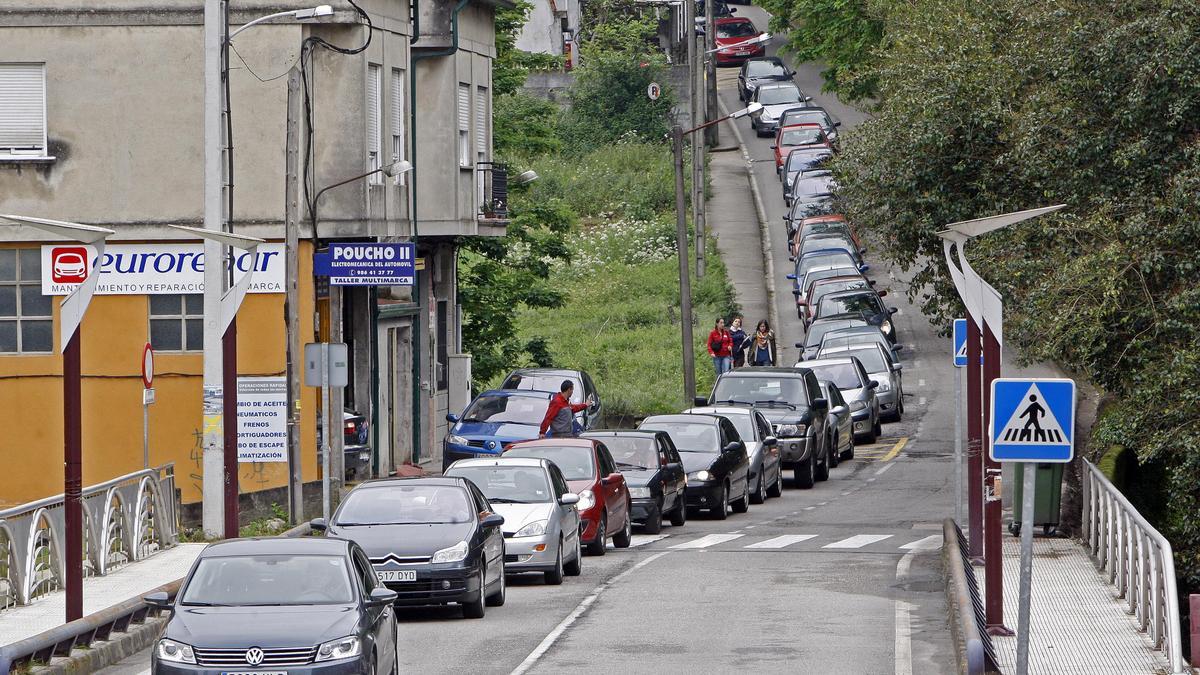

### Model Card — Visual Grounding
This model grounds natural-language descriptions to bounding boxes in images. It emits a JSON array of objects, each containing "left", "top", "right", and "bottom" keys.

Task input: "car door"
[
  {"left": 351, "top": 546, "right": 395, "bottom": 669},
  {"left": 596, "top": 444, "right": 628, "bottom": 527},
  {"left": 470, "top": 484, "right": 504, "bottom": 585},
  {"left": 549, "top": 464, "right": 580, "bottom": 548},
  {"left": 803, "top": 372, "right": 829, "bottom": 457},
  {"left": 754, "top": 410, "right": 780, "bottom": 480},
  {"left": 656, "top": 434, "right": 682, "bottom": 511},
  {"left": 719, "top": 418, "right": 749, "bottom": 495},
  {"left": 582, "top": 372, "right": 602, "bottom": 428},
  {"left": 852, "top": 358, "right": 878, "bottom": 419}
]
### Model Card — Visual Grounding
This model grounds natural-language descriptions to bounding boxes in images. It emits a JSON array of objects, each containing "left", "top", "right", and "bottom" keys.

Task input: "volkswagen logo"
[{"left": 245, "top": 647, "right": 265, "bottom": 666}]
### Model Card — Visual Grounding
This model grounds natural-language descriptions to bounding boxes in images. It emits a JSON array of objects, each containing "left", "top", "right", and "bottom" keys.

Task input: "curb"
[
  {"left": 942, "top": 530, "right": 971, "bottom": 675},
  {"left": 35, "top": 617, "right": 167, "bottom": 674}
]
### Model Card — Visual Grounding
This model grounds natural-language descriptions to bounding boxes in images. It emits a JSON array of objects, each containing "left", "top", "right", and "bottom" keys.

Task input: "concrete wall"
[{"left": 514, "top": 0, "right": 578, "bottom": 58}]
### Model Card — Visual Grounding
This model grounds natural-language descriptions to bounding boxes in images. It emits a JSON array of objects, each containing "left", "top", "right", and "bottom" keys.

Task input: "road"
[{"left": 100, "top": 8, "right": 957, "bottom": 673}]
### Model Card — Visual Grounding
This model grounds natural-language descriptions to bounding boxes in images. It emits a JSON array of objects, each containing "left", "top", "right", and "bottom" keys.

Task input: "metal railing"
[
  {"left": 0, "top": 465, "right": 178, "bottom": 610},
  {"left": 476, "top": 162, "right": 509, "bottom": 222},
  {"left": 944, "top": 519, "right": 1001, "bottom": 674},
  {"left": 1081, "top": 459, "right": 1186, "bottom": 674}
]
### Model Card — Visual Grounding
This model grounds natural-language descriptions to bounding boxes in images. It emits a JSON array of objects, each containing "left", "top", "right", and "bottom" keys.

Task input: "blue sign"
[
  {"left": 953, "top": 319, "right": 967, "bottom": 367},
  {"left": 313, "top": 243, "right": 415, "bottom": 286},
  {"left": 989, "top": 378, "right": 1075, "bottom": 463}
]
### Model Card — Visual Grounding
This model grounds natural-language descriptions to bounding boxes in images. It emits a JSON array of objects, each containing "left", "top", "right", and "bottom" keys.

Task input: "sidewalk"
[
  {"left": 982, "top": 534, "right": 1173, "bottom": 674},
  {"left": 0, "top": 543, "right": 204, "bottom": 647},
  {"left": 707, "top": 123, "right": 771, "bottom": 327}
]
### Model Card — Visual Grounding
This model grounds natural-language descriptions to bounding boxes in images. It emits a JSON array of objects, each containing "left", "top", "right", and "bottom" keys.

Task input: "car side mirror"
[
  {"left": 310, "top": 517, "right": 327, "bottom": 532},
  {"left": 889, "top": 307, "right": 899, "bottom": 314},
  {"left": 831, "top": 405, "right": 848, "bottom": 416},
  {"left": 769, "top": 144, "right": 777, "bottom": 149},
  {"left": 877, "top": 289, "right": 888, "bottom": 297},
  {"left": 894, "top": 344, "right": 905, "bottom": 351},
  {"left": 367, "top": 587, "right": 399, "bottom": 607},
  {"left": 481, "top": 513, "right": 505, "bottom": 528},
  {"left": 601, "top": 476, "right": 611, "bottom": 486},
  {"left": 804, "top": 96, "right": 813, "bottom": 102},
  {"left": 834, "top": 120, "right": 843, "bottom": 127},
  {"left": 446, "top": 413, "right": 459, "bottom": 423},
  {"left": 144, "top": 591, "right": 171, "bottom": 610},
  {"left": 892, "top": 364, "right": 903, "bottom": 372},
  {"left": 763, "top": 436, "right": 778, "bottom": 447},
  {"left": 694, "top": 396, "right": 709, "bottom": 406},
  {"left": 786, "top": 273, "right": 796, "bottom": 280},
  {"left": 792, "top": 289, "right": 801, "bottom": 296},
  {"left": 859, "top": 264, "right": 871, "bottom": 272},
  {"left": 868, "top": 279, "right": 877, "bottom": 286},
  {"left": 812, "top": 397, "right": 829, "bottom": 409},
  {"left": 794, "top": 342, "right": 804, "bottom": 348},
  {"left": 667, "top": 462, "right": 683, "bottom": 472},
  {"left": 560, "top": 493, "right": 580, "bottom": 506},
  {"left": 788, "top": 256, "right": 795, "bottom": 262},
  {"left": 868, "top": 380, "right": 879, "bottom": 390},
  {"left": 723, "top": 441, "right": 745, "bottom": 454}
]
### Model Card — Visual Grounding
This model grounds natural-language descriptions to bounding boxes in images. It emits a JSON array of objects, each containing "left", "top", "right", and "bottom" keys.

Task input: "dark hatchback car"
[
  {"left": 312, "top": 477, "right": 506, "bottom": 618},
  {"left": 581, "top": 429, "right": 688, "bottom": 533},
  {"left": 799, "top": 316, "right": 871, "bottom": 361},
  {"left": 737, "top": 56, "right": 794, "bottom": 102},
  {"left": 147, "top": 537, "right": 399, "bottom": 674},
  {"left": 814, "top": 289, "right": 899, "bottom": 343},
  {"left": 639, "top": 413, "right": 750, "bottom": 520}
]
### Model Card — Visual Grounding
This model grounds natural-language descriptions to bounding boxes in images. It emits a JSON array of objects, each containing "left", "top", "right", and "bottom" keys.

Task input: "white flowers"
[{"left": 556, "top": 214, "right": 678, "bottom": 275}]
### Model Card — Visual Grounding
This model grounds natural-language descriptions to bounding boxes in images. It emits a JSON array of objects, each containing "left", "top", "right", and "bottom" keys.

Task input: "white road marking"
[
  {"left": 899, "top": 534, "right": 943, "bottom": 551},
  {"left": 669, "top": 533, "right": 745, "bottom": 550},
  {"left": 510, "top": 551, "right": 671, "bottom": 675},
  {"left": 919, "top": 397, "right": 927, "bottom": 405},
  {"left": 918, "top": 379, "right": 926, "bottom": 387},
  {"left": 875, "top": 463, "right": 896, "bottom": 476},
  {"left": 803, "top": 506, "right": 816, "bottom": 510},
  {"left": 823, "top": 534, "right": 893, "bottom": 549},
  {"left": 895, "top": 599, "right": 915, "bottom": 675},
  {"left": 608, "top": 534, "right": 670, "bottom": 549},
  {"left": 744, "top": 535, "right": 818, "bottom": 549}
]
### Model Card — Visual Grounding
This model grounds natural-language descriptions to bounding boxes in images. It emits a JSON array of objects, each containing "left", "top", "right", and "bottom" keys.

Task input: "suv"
[{"left": 696, "top": 367, "right": 830, "bottom": 489}]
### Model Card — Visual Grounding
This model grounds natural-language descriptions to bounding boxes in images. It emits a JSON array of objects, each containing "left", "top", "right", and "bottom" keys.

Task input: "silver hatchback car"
[
  {"left": 818, "top": 343, "right": 904, "bottom": 422},
  {"left": 795, "top": 356, "right": 881, "bottom": 444}
]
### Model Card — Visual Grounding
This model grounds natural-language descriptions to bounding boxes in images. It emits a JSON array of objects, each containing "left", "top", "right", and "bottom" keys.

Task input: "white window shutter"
[
  {"left": 458, "top": 84, "right": 471, "bottom": 167},
  {"left": 0, "top": 64, "right": 47, "bottom": 153},
  {"left": 475, "top": 86, "right": 487, "bottom": 158},
  {"left": 367, "top": 64, "right": 381, "bottom": 178},
  {"left": 391, "top": 69, "right": 404, "bottom": 162}
]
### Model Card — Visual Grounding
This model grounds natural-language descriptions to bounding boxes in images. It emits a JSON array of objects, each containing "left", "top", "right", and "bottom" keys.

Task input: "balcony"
[{"left": 476, "top": 162, "right": 510, "bottom": 228}]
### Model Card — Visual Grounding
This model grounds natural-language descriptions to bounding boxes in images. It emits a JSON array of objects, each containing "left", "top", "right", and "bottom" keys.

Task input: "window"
[
  {"left": 0, "top": 249, "right": 53, "bottom": 353},
  {"left": 149, "top": 294, "right": 202, "bottom": 352},
  {"left": 457, "top": 84, "right": 471, "bottom": 168},
  {"left": 474, "top": 86, "right": 488, "bottom": 160},
  {"left": 390, "top": 68, "right": 405, "bottom": 186},
  {"left": 0, "top": 64, "right": 48, "bottom": 158},
  {"left": 366, "top": 64, "right": 382, "bottom": 184}
]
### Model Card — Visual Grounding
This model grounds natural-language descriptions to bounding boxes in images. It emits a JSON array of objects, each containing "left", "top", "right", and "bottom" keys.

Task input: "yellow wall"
[{"left": 0, "top": 241, "right": 318, "bottom": 509}]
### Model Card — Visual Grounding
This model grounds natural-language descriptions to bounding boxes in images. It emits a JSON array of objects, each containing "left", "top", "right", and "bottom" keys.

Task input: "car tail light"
[{"left": 345, "top": 420, "right": 357, "bottom": 434}]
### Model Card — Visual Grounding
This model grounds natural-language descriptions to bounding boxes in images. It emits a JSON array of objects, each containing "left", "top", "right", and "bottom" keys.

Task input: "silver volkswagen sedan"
[
  {"left": 817, "top": 342, "right": 904, "bottom": 422},
  {"left": 796, "top": 356, "right": 881, "bottom": 444}
]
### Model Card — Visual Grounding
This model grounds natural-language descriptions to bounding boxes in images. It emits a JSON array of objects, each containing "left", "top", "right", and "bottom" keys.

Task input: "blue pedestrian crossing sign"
[
  {"left": 953, "top": 319, "right": 967, "bottom": 367},
  {"left": 989, "top": 378, "right": 1076, "bottom": 462}
]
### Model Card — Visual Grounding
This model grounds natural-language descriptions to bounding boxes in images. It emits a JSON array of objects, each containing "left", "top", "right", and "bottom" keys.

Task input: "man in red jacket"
[{"left": 539, "top": 380, "right": 594, "bottom": 438}]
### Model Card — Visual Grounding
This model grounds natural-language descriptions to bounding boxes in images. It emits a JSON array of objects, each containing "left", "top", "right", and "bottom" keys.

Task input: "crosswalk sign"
[
  {"left": 953, "top": 319, "right": 967, "bottom": 367},
  {"left": 989, "top": 378, "right": 1076, "bottom": 462}
]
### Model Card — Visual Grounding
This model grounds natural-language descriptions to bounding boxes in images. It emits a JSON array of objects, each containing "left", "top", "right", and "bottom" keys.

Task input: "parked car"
[
  {"left": 317, "top": 409, "right": 373, "bottom": 482},
  {"left": 581, "top": 429, "right": 688, "bottom": 533},
  {"left": 798, "top": 316, "right": 870, "bottom": 361},
  {"left": 693, "top": 0, "right": 734, "bottom": 26},
  {"left": 500, "top": 367, "right": 602, "bottom": 428},
  {"left": 814, "top": 289, "right": 899, "bottom": 342},
  {"left": 773, "top": 124, "right": 830, "bottom": 173},
  {"left": 443, "top": 389, "right": 556, "bottom": 467},
  {"left": 794, "top": 265, "right": 864, "bottom": 313},
  {"left": 639, "top": 413, "right": 750, "bottom": 518},
  {"left": 713, "top": 17, "right": 764, "bottom": 65},
  {"left": 795, "top": 234, "right": 864, "bottom": 269},
  {"left": 814, "top": 325, "right": 905, "bottom": 363},
  {"left": 504, "top": 438, "right": 633, "bottom": 555},
  {"left": 818, "top": 343, "right": 904, "bottom": 421},
  {"left": 791, "top": 216, "right": 860, "bottom": 255},
  {"left": 799, "top": 357, "right": 881, "bottom": 443},
  {"left": 312, "top": 477, "right": 506, "bottom": 617},
  {"left": 801, "top": 276, "right": 877, "bottom": 324},
  {"left": 737, "top": 56, "right": 793, "bottom": 102},
  {"left": 818, "top": 380, "right": 854, "bottom": 462},
  {"left": 684, "top": 406, "right": 782, "bottom": 504},
  {"left": 146, "top": 537, "right": 399, "bottom": 673},
  {"left": 783, "top": 168, "right": 834, "bottom": 207},
  {"left": 444, "top": 457, "right": 583, "bottom": 584},
  {"left": 785, "top": 195, "right": 838, "bottom": 234},
  {"left": 750, "top": 83, "right": 811, "bottom": 137},
  {"left": 779, "top": 106, "right": 842, "bottom": 143},
  {"left": 697, "top": 367, "right": 831, "bottom": 488},
  {"left": 790, "top": 250, "right": 868, "bottom": 294}
]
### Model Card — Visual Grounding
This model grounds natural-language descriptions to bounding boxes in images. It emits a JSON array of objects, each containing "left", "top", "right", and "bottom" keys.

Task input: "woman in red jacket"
[{"left": 707, "top": 317, "right": 734, "bottom": 376}]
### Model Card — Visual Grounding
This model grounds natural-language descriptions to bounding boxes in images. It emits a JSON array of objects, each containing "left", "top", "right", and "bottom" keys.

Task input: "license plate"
[
  {"left": 376, "top": 570, "right": 417, "bottom": 582},
  {"left": 223, "top": 672, "right": 285, "bottom": 675}
]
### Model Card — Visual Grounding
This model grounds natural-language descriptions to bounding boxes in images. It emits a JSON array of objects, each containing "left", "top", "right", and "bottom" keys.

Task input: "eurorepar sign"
[{"left": 40, "top": 244, "right": 286, "bottom": 295}]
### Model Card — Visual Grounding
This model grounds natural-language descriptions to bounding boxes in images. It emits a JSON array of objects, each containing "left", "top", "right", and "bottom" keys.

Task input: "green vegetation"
[
  {"left": 830, "top": 0, "right": 1200, "bottom": 601},
  {"left": 754, "top": 0, "right": 885, "bottom": 101}
]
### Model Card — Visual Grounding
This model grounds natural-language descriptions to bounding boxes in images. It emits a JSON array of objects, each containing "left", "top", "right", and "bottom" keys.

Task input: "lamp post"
[
  {"left": 672, "top": 102, "right": 762, "bottom": 405},
  {"left": 0, "top": 214, "right": 114, "bottom": 623}
]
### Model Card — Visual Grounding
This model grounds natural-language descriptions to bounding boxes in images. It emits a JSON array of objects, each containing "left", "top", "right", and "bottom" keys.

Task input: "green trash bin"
[{"left": 1008, "top": 462, "right": 1064, "bottom": 536}]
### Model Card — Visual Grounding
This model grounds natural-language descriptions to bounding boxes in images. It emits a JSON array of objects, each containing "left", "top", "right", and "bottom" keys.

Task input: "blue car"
[{"left": 443, "top": 390, "right": 580, "bottom": 467}]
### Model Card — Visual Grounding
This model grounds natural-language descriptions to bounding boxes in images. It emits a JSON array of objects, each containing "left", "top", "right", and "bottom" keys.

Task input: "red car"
[
  {"left": 713, "top": 17, "right": 764, "bottom": 66},
  {"left": 505, "top": 438, "right": 633, "bottom": 555},
  {"left": 773, "top": 123, "right": 831, "bottom": 173},
  {"left": 791, "top": 214, "right": 861, "bottom": 255}
]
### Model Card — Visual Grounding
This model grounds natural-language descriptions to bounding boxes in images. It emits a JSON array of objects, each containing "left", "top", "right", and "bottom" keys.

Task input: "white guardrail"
[{"left": 1081, "top": 459, "right": 1187, "bottom": 674}]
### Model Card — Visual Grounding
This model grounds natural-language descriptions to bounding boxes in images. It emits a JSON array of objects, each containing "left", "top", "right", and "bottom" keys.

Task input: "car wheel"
[
  {"left": 613, "top": 509, "right": 633, "bottom": 548},
  {"left": 462, "top": 569, "right": 486, "bottom": 618},
  {"left": 486, "top": 565, "right": 506, "bottom": 607},
  {"left": 369, "top": 651, "right": 378, "bottom": 675},
  {"left": 873, "top": 415, "right": 882, "bottom": 438},
  {"left": 669, "top": 498, "right": 687, "bottom": 527},
  {"left": 712, "top": 483, "right": 729, "bottom": 520},
  {"left": 841, "top": 432, "right": 855, "bottom": 461},
  {"left": 390, "top": 647, "right": 399, "bottom": 675},
  {"left": 564, "top": 533, "right": 583, "bottom": 576},
  {"left": 750, "top": 475, "right": 765, "bottom": 504},
  {"left": 794, "top": 455, "right": 815, "bottom": 489},
  {"left": 642, "top": 501, "right": 663, "bottom": 534},
  {"left": 586, "top": 515, "right": 607, "bottom": 556},
  {"left": 767, "top": 465, "right": 783, "bottom": 498},
  {"left": 898, "top": 392, "right": 905, "bottom": 415},
  {"left": 544, "top": 539, "right": 565, "bottom": 585},
  {"left": 815, "top": 445, "right": 830, "bottom": 481},
  {"left": 862, "top": 420, "right": 878, "bottom": 444},
  {"left": 828, "top": 433, "right": 841, "bottom": 468}
]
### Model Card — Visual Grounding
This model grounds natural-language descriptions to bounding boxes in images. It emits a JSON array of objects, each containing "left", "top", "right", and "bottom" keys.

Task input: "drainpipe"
[{"left": 409, "top": 0, "right": 472, "bottom": 468}]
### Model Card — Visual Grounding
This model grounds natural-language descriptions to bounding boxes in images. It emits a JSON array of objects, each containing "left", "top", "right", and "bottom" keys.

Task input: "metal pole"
[
  {"left": 1016, "top": 461, "right": 1036, "bottom": 675},
  {"left": 222, "top": 321, "right": 239, "bottom": 538},
  {"left": 63, "top": 332, "right": 82, "bottom": 622},
  {"left": 201, "top": 0, "right": 227, "bottom": 538},
  {"left": 329, "top": 289, "right": 344, "bottom": 506},
  {"left": 691, "top": 33, "right": 705, "bottom": 279},
  {"left": 672, "top": 126, "right": 697, "bottom": 406},
  {"left": 983, "top": 321, "right": 1012, "bottom": 635},
  {"left": 704, "top": 0, "right": 719, "bottom": 147},
  {"left": 284, "top": 66, "right": 304, "bottom": 524},
  {"left": 143, "top": 393, "right": 150, "bottom": 470},
  {"left": 955, "top": 365, "right": 963, "bottom": 525},
  {"left": 321, "top": 342, "right": 332, "bottom": 523},
  {"left": 967, "top": 318, "right": 983, "bottom": 563}
]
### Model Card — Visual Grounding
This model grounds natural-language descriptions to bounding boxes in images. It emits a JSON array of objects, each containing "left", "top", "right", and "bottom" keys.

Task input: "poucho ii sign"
[{"left": 313, "top": 242, "right": 415, "bottom": 286}]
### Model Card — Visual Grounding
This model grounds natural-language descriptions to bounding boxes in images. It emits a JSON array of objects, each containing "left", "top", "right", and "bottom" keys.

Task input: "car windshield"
[
  {"left": 717, "top": 22, "right": 757, "bottom": 38},
  {"left": 598, "top": 436, "right": 659, "bottom": 469},
  {"left": 807, "top": 363, "right": 863, "bottom": 391},
  {"left": 181, "top": 554, "right": 354, "bottom": 607},
  {"left": 461, "top": 394, "right": 548, "bottom": 425},
  {"left": 798, "top": 252, "right": 855, "bottom": 276},
  {"left": 505, "top": 445, "right": 596, "bottom": 481},
  {"left": 758, "top": 86, "right": 801, "bottom": 105},
  {"left": 502, "top": 374, "right": 583, "bottom": 403},
  {"left": 821, "top": 333, "right": 886, "bottom": 353},
  {"left": 707, "top": 412, "right": 754, "bottom": 440},
  {"left": 710, "top": 376, "right": 809, "bottom": 407},
  {"left": 783, "top": 111, "right": 834, "bottom": 131},
  {"left": 335, "top": 484, "right": 472, "bottom": 526},
  {"left": 812, "top": 280, "right": 869, "bottom": 303},
  {"left": 746, "top": 61, "right": 786, "bottom": 77},
  {"left": 780, "top": 128, "right": 824, "bottom": 146},
  {"left": 832, "top": 348, "right": 888, "bottom": 372},
  {"left": 786, "top": 151, "right": 832, "bottom": 171},
  {"left": 446, "top": 466, "right": 553, "bottom": 504},
  {"left": 638, "top": 421, "right": 718, "bottom": 453},
  {"left": 819, "top": 293, "right": 882, "bottom": 317},
  {"left": 806, "top": 321, "right": 865, "bottom": 348}
]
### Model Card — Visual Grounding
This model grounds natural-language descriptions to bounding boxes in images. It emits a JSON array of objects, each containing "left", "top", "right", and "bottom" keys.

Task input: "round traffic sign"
[
  {"left": 141, "top": 343, "right": 154, "bottom": 389},
  {"left": 647, "top": 82, "right": 661, "bottom": 101}
]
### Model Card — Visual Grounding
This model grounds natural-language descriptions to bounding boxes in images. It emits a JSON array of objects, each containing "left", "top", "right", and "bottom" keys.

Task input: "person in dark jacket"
[
  {"left": 707, "top": 318, "right": 734, "bottom": 376},
  {"left": 539, "top": 380, "right": 593, "bottom": 438},
  {"left": 749, "top": 319, "right": 777, "bottom": 366},
  {"left": 729, "top": 316, "right": 748, "bottom": 368}
]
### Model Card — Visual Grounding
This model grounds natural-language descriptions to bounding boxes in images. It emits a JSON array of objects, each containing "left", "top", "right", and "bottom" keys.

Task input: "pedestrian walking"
[
  {"left": 729, "top": 316, "right": 749, "bottom": 368},
  {"left": 749, "top": 319, "right": 777, "bottom": 366},
  {"left": 539, "top": 380, "right": 593, "bottom": 438},
  {"left": 707, "top": 318, "right": 734, "bottom": 376}
]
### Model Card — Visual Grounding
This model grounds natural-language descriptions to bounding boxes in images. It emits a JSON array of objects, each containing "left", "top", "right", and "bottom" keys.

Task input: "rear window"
[
  {"left": 717, "top": 21, "right": 757, "bottom": 38},
  {"left": 505, "top": 445, "right": 596, "bottom": 481},
  {"left": 780, "top": 128, "right": 824, "bottom": 146},
  {"left": 747, "top": 61, "right": 786, "bottom": 77},
  {"left": 807, "top": 363, "right": 863, "bottom": 391}
]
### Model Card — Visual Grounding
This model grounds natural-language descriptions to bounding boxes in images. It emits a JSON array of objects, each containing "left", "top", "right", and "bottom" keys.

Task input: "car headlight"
[
  {"left": 156, "top": 638, "right": 196, "bottom": 665},
  {"left": 761, "top": 112, "right": 776, "bottom": 122},
  {"left": 775, "top": 424, "right": 804, "bottom": 437},
  {"left": 447, "top": 434, "right": 468, "bottom": 446},
  {"left": 629, "top": 487, "right": 652, "bottom": 499},
  {"left": 577, "top": 488, "right": 596, "bottom": 510},
  {"left": 687, "top": 470, "right": 713, "bottom": 482},
  {"left": 881, "top": 320, "right": 893, "bottom": 336},
  {"left": 876, "top": 379, "right": 892, "bottom": 392},
  {"left": 515, "top": 520, "right": 547, "bottom": 538},
  {"left": 850, "top": 400, "right": 867, "bottom": 412},
  {"left": 431, "top": 540, "right": 469, "bottom": 563},
  {"left": 316, "top": 635, "right": 361, "bottom": 662}
]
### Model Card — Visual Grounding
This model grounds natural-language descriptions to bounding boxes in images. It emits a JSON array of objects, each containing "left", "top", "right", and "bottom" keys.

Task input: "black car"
[
  {"left": 581, "top": 430, "right": 688, "bottom": 533},
  {"left": 786, "top": 169, "right": 836, "bottom": 207},
  {"left": 147, "top": 537, "right": 399, "bottom": 674},
  {"left": 638, "top": 414, "right": 750, "bottom": 520},
  {"left": 500, "top": 367, "right": 603, "bottom": 429},
  {"left": 317, "top": 409, "right": 373, "bottom": 483},
  {"left": 813, "top": 289, "right": 899, "bottom": 343},
  {"left": 779, "top": 106, "right": 842, "bottom": 142},
  {"left": 312, "top": 477, "right": 506, "bottom": 619},
  {"left": 698, "top": 367, "right": 831, "bottom": 488},
  {"left": 737, "top": 57, "right": 794, "bottom": 102},
  {"left": 800, "top": 316, "right": 871, "bottom": 361}
]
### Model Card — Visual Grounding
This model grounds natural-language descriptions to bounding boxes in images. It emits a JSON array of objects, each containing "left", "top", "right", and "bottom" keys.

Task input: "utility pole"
[
  {"left": 704, "top": 0, "right": 718, "bottom": 147},
  {"left": 284, "top": 66, "right": 304, "bottom": 524},
  {"left": 672, "top": 126, "right": 697, "bottom": 405},
  {"left": 688, "top": 3, "right": 706, "bottom": 279}
]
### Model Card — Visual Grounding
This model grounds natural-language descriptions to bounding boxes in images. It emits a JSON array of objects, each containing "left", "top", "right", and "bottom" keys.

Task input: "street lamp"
[
  {"left": 704, "top": 32, "right": 771, "bottom": 54},
  {"left": 310, "top": 161, "right": 414, "bottom": 236},
  {"left": 671, "top": 102, "right": 762, "bottom": 405},
  {"left": 228, "top": 5, "right": 334, "bottom": 40},
  {"left": 0, "top": 214, "right": 114, "bottom": 623}
]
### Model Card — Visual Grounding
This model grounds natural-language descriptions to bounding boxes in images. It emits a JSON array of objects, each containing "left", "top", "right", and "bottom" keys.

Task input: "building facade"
[{"left": 514, "top": 0, "right": 579, "bottom": 68}]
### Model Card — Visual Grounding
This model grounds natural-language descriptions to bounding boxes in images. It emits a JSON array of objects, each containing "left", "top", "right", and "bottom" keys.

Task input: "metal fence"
[
  {"left": 944, "top": 519, "right": 1001, "bottom": 674},
  {"left": 1081, "top": 459, "right": 1186, "bottom": 674},
  {"left": 0, "top": 465, "right": 178, "bottom": 609}
]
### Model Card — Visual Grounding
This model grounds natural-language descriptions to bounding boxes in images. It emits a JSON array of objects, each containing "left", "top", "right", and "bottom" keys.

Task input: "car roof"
[
  {"left": 810, "top": 317, "right": 868, "bottom": 328},
  {"left": 745, "top": 56, "right": 785, "bottom": 66},
  {"left": 802, "top": 357, "right": 858, "bottom": 368},
  {"left": 581, "top": 429, "right": 661, "bottom": 438},
  {"left": 759, "top": 82, "right": 798, "bottom": 90},
  {"left": 354, "top": 476, "right": 470, "bottom": 490},
  {"left": 719, "top": 366, "right": 811, "bottom": 377},
  {"left": 476, "top": 388, "right": 555, "bottom": 399},
  {"left": 201, "top": 536, "right": 350, "bottom": 557},
  {"left": 819, "top": 343, "right": 891, "bottom": 361},
  {"left": 507, "top": 437, "right": 598, "bottom": 450},
  {"left": 826, "top": 325, "right": 884, "bottom": 337},
  {"left": 821, "top": 289, "right": 878, "bottom": 301},
  {"left": 641, "top": 413, "right": 723, "bottom": 426},
  {"left": 802, "top": 214, "right": 847, "bottom": 224},
  {"left": 505, "top": 368, "right": 585, "bottom": 380},
  {"left": 449, "top": 456, "right": 553, "bottom": 469},
  {"left": 780, "top": 123, "right": 822, "bottom": 131},
  {"left": 787, "top": 146, "right": 833, "bottom": 157},
  {"left": 686, "top": 406, "right": 753, "bottom": 417},
  {"left": 714, "top": 16, "right": 751, "bottom": 24}
]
